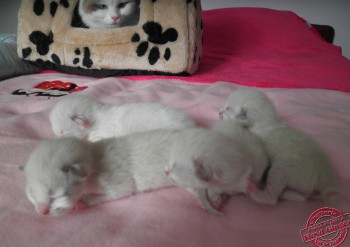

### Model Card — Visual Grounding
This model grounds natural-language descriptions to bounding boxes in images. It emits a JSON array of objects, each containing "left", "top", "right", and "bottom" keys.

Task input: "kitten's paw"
[
  {"left": 207, "top": 190, "right": 227, "bottom": 209},
  {"left": 80, "top": 194, "right": 98, "bottom": 207},
  {"left": 80, "top": 194, "right": 110, "bottom": 206},
  {"left": 71, "top": 200, "right": 87, "bottom": 212},
  {"left": 281, "top": 189, "right": 307, "bottom": 202},
  {"left": 246, "top": 180, "right": 278, "bottom": 204},
  {"left": 250, "top": 190, "right": 278, "bottom": 205},
  {"left": 87, "top": 135, "right": 102, "bottom": 142},
  {"left": 246, "top": 180, "right": 256, "bottom": 195},
  {"left": 198, "top": 189, "right": 224, "bottom": 216}
]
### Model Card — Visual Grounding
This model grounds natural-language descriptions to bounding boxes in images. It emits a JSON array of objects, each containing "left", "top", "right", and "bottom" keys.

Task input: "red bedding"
[
  {"left": 123, "top": 8, "right": 350, "bottom": 91},
  {"left": 43, "top": 8, "right": 350, "bottom": 92}
]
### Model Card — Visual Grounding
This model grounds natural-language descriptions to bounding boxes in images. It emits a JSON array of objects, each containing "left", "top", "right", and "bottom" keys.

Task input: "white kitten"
[
  {"left": 79, "top": 0, "right": 140, "bottom": 29},
  {"left": 49, "top": 95, "right": 195, "bottom": 142},
  {"left": 22, "top": 129, "right": 183, "bottom": 216},
  {"left": 165, "top": 125, "right": 269, "bottom": 215},
  {"left": 220, "top": 88, "right": 343, "bottom": 206}
]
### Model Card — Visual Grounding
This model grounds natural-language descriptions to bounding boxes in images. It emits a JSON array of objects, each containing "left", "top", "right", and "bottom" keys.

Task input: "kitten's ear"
[
  {"left": 72, "top": 116, "right": 90, "bottom": 128},
  {"left": 61, "top": 164, "right": 87, "bottom": 181},
  {"left": 235, "top": 107, "right": 251, "bottom": 128},
  {"left": 193, "top": 158, "right": 212, "bottom": 182},
  {"left": 218, "top": 108, "right": 225, "bottom": 120},
  {"left": 164, "top": 162, "right": 174, "bottom": 176},
  {"left": 236, "top": 107, "right": 247, "bottom": 119}
]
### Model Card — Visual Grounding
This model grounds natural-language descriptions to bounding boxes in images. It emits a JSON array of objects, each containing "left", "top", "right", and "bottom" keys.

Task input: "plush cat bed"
[{"left": 17, "top": 0, "right": 203, "bottom": 76}]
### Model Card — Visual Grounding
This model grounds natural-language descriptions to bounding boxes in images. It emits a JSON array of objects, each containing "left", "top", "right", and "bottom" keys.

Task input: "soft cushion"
[
  {"left": 0, "top": 34, "right": 40, "bottom": 81},
  {"left": 16, "top": 0, "right": 203, "bottom": 76}
]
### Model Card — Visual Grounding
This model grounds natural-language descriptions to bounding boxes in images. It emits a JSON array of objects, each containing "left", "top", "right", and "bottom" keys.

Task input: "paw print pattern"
[
  {"left": 72, "top": 47, "right": 93, "bottom": 68},
  {"left": 51, "top": 53, "right": 61, "bottom": 65},
  {"left": 33, "top": 0, "right": 45, "bottom": 16},
  {"left": 50, "top": 1, "right": 59, "bottom": 17},
  {"left": 187, "top": 0, "right": 198, "bottom": 8},
  {"left": 29, "top": 31, "right": 54, "bottom": 56},
  {"left": 33, "top": 0, "right": 69, "bottom": 17},
  {"left": 59, "top": 0, "right": 69, "bottom": 8},
  {"left": 51, "top": 0, "right": 69, "bottom": 16},
  {"left": 131, "top": 22, "right": 178, "bottom": 65},
  {"left": 22, "top": 48, "right": 33, "bottom": 59}
]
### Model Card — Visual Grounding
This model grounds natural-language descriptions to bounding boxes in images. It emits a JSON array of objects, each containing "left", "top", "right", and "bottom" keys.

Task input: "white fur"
[
  {"left": 49, "top": 95, "right": 195, "bottom": 142},
  {"left": 23, "top": 138, "right": 95, "bottom": 216},
  {"left": 165, "top": 125, "right": 269, "bottom": 214},
  {"left": 79, "top": 0, "right": 140, "bottom": 29},
  {"left": 221, "top": 88, "right": 342, "bottom": 205},
  {"left": 22, "top": 129, "right": 182, "bottom": 216}
]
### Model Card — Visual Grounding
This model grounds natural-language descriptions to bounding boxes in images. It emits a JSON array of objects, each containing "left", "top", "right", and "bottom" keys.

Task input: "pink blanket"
[{"left": 0, "top": 73, "right": 349, "bottom": 247}]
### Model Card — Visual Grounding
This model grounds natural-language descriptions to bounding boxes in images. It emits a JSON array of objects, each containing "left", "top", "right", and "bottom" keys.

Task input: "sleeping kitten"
[
  {"left": 22, "top": 126, "right": 266, "bottom": 216},
  {"left": 79, "top": 0, "right": 140, "bottom": 28},
  {"left": 49, "top": 95, "right": 195, "bottom": 142},
  {"left": 21, "top": 130, "right": 180, "bottom": 216},
  {"left": 220, "top": 88, "right": 344, "bottom": 206},
  {"left": 165, "top": 124, "right": 269, "bottom": 215}
]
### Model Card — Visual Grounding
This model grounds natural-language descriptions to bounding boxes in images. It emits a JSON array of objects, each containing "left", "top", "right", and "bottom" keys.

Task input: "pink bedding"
[
  {"left": 1, "top": 73, "right": 350, "bottom": 247},
  {"left": 1, "top": 7, "right": 350, "bottom": 247}
]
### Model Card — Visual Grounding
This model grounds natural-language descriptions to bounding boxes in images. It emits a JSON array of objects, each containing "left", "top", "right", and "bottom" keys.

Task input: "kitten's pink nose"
[
  {"left": 37, "top": 204, "right": 50, "bottom": 216},
  {"left": 112, "top": 16, "right": 120, "bottom": 22}
]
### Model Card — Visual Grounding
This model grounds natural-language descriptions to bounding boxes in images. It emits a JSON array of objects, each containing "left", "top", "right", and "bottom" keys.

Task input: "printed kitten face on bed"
[
  {"left": 79, "top": 0, "right": 140, "bottom": 28},
  {"left": 22, "top": 138, "right": 94, "bottom": 216}
]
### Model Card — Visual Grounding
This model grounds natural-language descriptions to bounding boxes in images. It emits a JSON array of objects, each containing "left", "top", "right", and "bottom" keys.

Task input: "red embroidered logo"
[
  {"left": 300, "top": 207, "right": 350, "bottom": 247},
  {"left": 12, "top": 80, "right": 88, "bottom": 97}
]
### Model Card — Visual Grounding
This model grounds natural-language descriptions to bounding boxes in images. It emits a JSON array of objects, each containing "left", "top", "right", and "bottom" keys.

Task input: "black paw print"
[
  {"left": 51, "top": 53, "right": 61, "bottom": 65},
  {"left": 33, "top": 0, "right": 69, "bottom": 17},
  {"left": 49, "top": 0, "right": 69, "bottom": 17},
  {"left": 29, "top": 31, "right": 54, "bottom": 56},
  {"left": 131, "top": 22, "right": 178, "bottom": 65},
  {"left": 22, "top": 47, "right": 33, "bottom": 59},
  {"left": 187, "top": 0, "right": 198, "bottom": 8},
  {"left": 72, "top": 47, "right": 93, "bottom": 68},
  {"left": 33, "top": 0, "right": 45, "bottom": 16},
  {"left": 50, "top": 1, "right": 59, "bottom": 17},
  {"left": 59, "top": 0, "right": 69, "bottom": 8}
]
